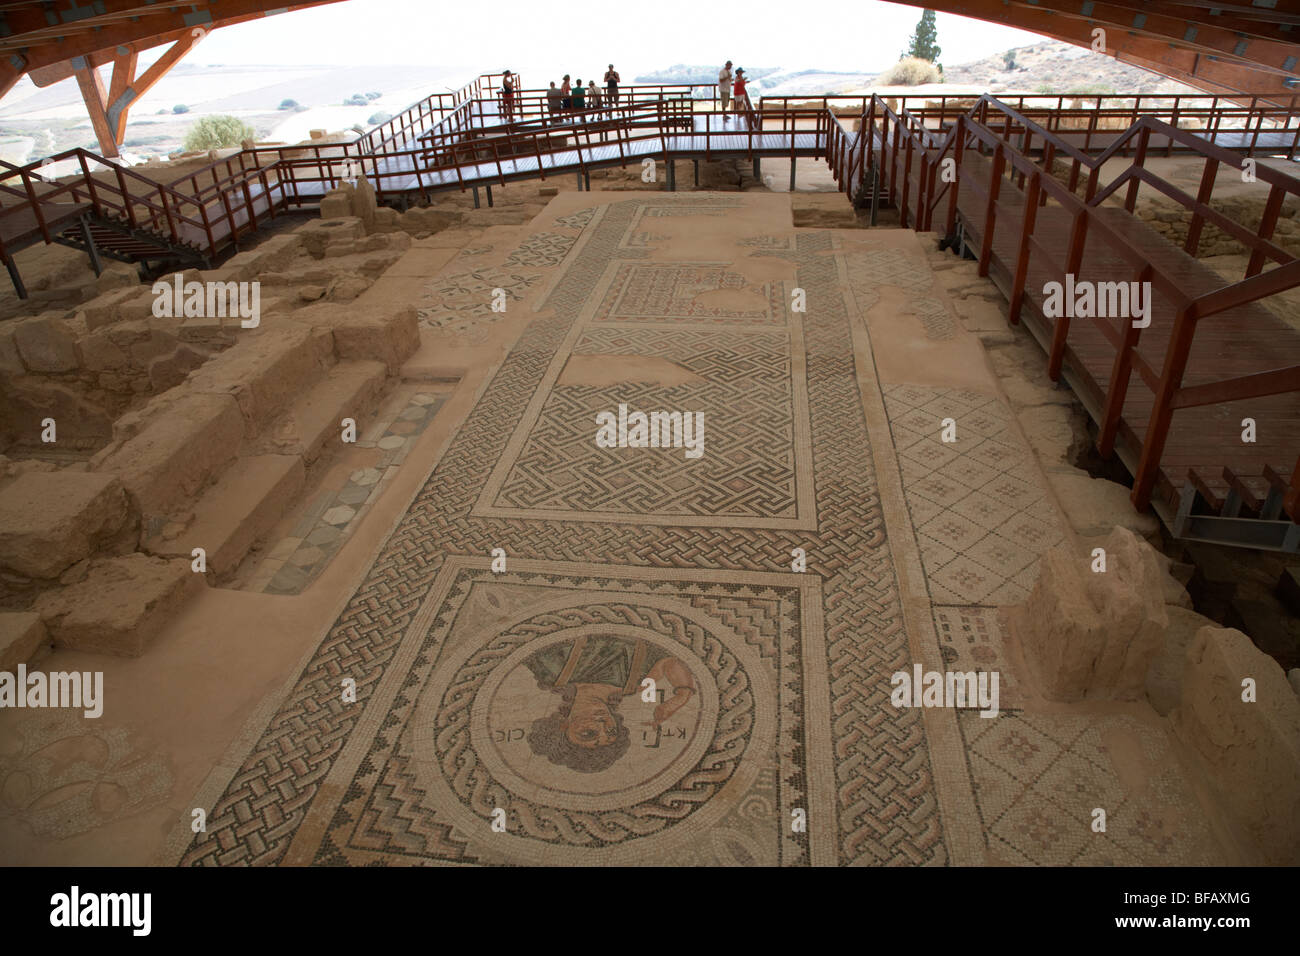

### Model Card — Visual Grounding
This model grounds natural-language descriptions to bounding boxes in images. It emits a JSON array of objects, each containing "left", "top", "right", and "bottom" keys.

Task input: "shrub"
[
  {"left": 278, "top": 98, "right": 300, "bottom": 110},
  {"left": 1003, "top": 52, "right": 1017, "bottom": 70},
  {"left": 1069, "top": 82, "right": 1116, "bottom": 95},
  {"left": 365, "top": 91, "right": 381, "bottom": 101},
  {"left": 367, "top": 112, "right": 392, "bottom": 125},
  {"left": 172, "top": 104, "right": 189, "bottom": 114},
  {"left": 344, "top": 94, "right": 369, "bottom": 106},
  {"left": 879, "top": 57, "right": 942, "bottom": 86},
  {"left": 183, "top": 115, "right": 256, "bottom": 151}
]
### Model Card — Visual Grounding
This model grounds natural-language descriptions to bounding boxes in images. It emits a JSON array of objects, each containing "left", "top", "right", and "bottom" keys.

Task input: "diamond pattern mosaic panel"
[
  {"left": 960, "top": 711, "right": 1221, "bottom": 865},
  {"left": 884, "top": 385, "right": 1065, "bottom": 605}
]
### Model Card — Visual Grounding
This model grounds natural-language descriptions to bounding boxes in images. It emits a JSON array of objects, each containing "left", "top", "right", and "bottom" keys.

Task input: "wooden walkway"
[
  {"left": 354, "top": 111, "right": 831, "bottom": 198},
  {"left": 954, "top": 152, "right": 1300, "bottom": 529}
]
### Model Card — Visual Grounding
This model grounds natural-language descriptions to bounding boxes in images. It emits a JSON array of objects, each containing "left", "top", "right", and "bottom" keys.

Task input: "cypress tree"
[{"left": 905, "top": 10, "right": 942, "bottom": 67}]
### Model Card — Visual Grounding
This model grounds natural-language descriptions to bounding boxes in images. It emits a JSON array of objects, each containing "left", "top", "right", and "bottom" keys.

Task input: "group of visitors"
[
  {"left": 542, "top": 66, "right": 620, "bottom": 124},
  {"left": 716, "top": 60, "right": 753, "bottom": 119},
  {"left": 494, "top": 66, "right": 623, "bottom": 125},
  {"left": 497, "top": 61, "right": 751, "bottom": 127}
]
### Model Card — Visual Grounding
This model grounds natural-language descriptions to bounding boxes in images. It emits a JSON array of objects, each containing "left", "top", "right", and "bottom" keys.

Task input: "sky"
[{"left": 177, "top": 0, "right": 1046, "bottom": 78}]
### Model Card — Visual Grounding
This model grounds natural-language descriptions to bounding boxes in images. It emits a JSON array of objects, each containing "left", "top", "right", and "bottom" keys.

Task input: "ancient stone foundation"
[
  {"left": 1173, "top": 626, "right": 1300, "bottom": 865},
  {"left": 0, "top": 199, "right": 438, "bottom": 656},
  {"left": 1005, "top": 526, "right": 1168, "bottom": 701}
]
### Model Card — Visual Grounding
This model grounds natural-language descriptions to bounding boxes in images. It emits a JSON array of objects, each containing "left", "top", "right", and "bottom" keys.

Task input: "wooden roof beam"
[
  {"left": 0, "top": 1, "right": 343, "bottom": 65},
  {"left": 1004, "top": 0, "right": 1300, "bottom": 75}
]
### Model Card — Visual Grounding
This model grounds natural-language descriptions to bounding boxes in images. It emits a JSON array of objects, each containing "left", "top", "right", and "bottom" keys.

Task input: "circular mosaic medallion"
[{"left": 414, "top": 601, "right": 757, "bottom": 846}]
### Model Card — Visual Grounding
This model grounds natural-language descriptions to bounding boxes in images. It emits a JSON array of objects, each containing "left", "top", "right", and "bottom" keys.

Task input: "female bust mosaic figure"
[{"left": 524, "top": 635, "right": 697, "bottom": 773}]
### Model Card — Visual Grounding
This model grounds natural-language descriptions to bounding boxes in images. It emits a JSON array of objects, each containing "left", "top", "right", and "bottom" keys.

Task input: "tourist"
[
  {"left": 561, "top": 75, "right": 572, "bottom": 112},
  {"left": 547, "top": 81, "right": 563, "bottom": 125},
  {"left": 588, "top": 80, "right": 602, "bottom": 114},
  {"left": 718, "top": 60, "right": 733, "bottom": 118},
  {"left": 604, "top": 64, "right": 620, "bottom": 109},
  {"left": 572, "top": 78, "right": 585, "bottom": 114},
  {"left": 733, "top": 67, "right": 749, "bottom": 121},
  {"left": 501, "top": 70, "right": 515, "bottom": 121}
]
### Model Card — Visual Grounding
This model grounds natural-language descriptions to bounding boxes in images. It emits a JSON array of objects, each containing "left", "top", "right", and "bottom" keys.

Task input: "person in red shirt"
[{"left": 732, "top": 68, "right": 749, "bottom": 120}]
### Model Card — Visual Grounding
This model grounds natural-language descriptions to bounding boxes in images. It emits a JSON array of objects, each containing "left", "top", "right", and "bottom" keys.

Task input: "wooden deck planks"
[{"left": 953, "top": 152, "right": 1300, "bottom": 512}]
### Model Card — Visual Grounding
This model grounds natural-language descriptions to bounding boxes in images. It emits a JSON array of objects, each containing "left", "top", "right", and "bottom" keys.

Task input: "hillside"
[{"left": 939, "top": 40, "right": 1200, "bottom": 95}]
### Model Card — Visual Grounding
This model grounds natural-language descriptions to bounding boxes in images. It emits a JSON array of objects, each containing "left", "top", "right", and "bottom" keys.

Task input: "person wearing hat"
[
  {"left": 732, "top": 67, "right": 749, "bottom": 121},
  {"left": 717, "top": 60, "right": 733, "bottom": 117}
]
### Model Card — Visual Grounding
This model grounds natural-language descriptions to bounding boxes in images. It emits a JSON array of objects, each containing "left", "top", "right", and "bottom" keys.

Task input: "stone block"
[
  {"left": 78, "top": 329, "right": 130, "bottom": 371},
  {"left": 147, "top": 343, "right": 207, "bottom": 392},
  {"left": 142, "top": 454, "right": 305, "bottom": 577},
  {"left": 1146, "top": 605, "right": 1218, "bottom": 715},
  {"left": 94, "top": 391, "right": 244, "bottom": 521},
  {"left": 1005, "top": 526, "right": 1167, "bottom": 701},
  {"left": 351, "top": 176, "right": 377, "bottom": 230},
  {"left": 0, "top": 324, "right": 24, "bottom": 373},
  {"left": 35, "top": 553, "right": 204, "bottom": 656},
  {"left": 256, "top": 359, "right": 386, "bottom": 464},
  {"left": 319, "top": 183, "right": 355, "bottom": 221},
  {"left": 1173, "top": 625, "right": 1300, "bottom": 865},
  {"left": 1046, "top": 469, "right": 1162, "bottom": 542},
  {"left": 371, "top": 207, "right": 400, "bottom": 232},
  {"left": 333, "top": 306, "right": 419, "bottom": 373},
  {"left": 81, "top": 287, "right": 151, "bottom": 331},
  {"left": 186, "top": 325, "right": 333, "bottom": 435},
  {"left": 14, "top": 316, "right": 78, "bottom": 372},
  {"left": 0, "top": 381, "right": 114, "bottom": 448},
  {"left": 299, "top": 217, "right": 366, "bottom": 258},
  {"left": 0, "top": 472, "right": 131, "bottom": 579},
  {"left": 0, "top": 611, "right": 47, "bottom": 670}
]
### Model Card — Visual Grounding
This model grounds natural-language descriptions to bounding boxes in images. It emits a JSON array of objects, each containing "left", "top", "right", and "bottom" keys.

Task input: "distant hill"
[
  {"left": 634, "top": 64, "right": 782, "bottom": 85},
  {"left": 635, "top": 41, "right": 1202, "bottom": 98},
  {"left": 933, "top": 40, "right": 1199, "bottom": 95}
]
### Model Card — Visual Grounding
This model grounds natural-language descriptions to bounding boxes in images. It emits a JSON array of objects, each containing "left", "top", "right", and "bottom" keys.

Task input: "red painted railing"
[{"left": 845, "top": 93, "right": 1300, "bottom": 520}]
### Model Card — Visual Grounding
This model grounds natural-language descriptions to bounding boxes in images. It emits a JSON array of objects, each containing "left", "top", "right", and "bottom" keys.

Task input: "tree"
[
  {"left": 183, "top": 115, "right": 256, "bottom": 151},
  {"left": 278, "top": 98, "right": 300, "bottom": 110},
  {"left": 904, "top": 10, "right": 941, "bottom": 67}
]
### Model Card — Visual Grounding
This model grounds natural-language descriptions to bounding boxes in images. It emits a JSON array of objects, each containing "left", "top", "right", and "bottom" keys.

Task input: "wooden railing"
[
  {"left": 0, "top": 148, "right": 267, "bottom": 263},
  {"left": 850, "top": 92, "right": 1300, "bottom": 514}
]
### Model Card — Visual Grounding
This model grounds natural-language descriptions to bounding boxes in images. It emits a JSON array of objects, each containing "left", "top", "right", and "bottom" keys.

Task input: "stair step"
[
  {"left": 142, "top": 453, "right": 305, "bottom": 578},
  {"left": 187, "top": 325, "right": 335, "bottom": 437},
  {"left": 254, "top": 359, "right": 388, "bottom": 464},
  {"left": 0, "top": 611, "right": 48, "bottom": 670}
]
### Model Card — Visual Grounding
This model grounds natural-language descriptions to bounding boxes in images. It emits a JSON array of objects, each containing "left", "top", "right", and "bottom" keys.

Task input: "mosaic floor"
[
  {"left": 157, "top": 193, "right": 1228, "bottom": 867},
  {"left": 244, "top": 389, "right": 449, "bottom": 595}
]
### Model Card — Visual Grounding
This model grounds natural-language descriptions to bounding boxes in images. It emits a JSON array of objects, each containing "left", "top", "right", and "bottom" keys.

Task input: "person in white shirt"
[{"left": 718, "top": 60, "right": 733, "bottom": 118}]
